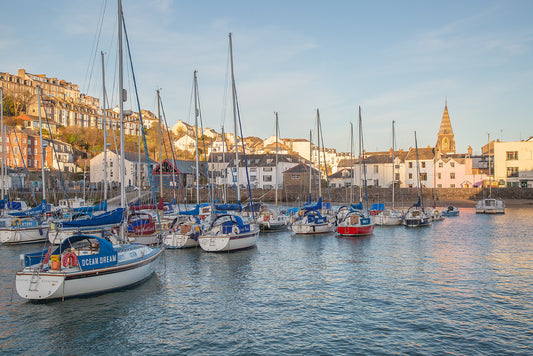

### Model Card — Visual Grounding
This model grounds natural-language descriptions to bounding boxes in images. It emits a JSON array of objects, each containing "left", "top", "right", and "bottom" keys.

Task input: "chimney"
[{"left": 467, "top": 145, "right": 472, "bottom": 156}]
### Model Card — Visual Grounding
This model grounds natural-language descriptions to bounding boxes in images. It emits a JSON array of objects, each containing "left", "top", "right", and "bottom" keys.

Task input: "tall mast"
[
  {"left": 229, "top": 33, "right": 240, "bottom": 202},
  {"left": 316, "top": 109, "right": 321, "bottom": 199},
  {"left": 101, "top": 51, "right": 108, "bottom": 202},
  {"left": 414, "top": 131, "right": 422, "bottom": 208},
  {"left": 193, "top": 71, "right": 200, "bottom": 205},
  {"left": 38, "top": 86, "right": 45, "bottom": 201},
  {"left": 358, "top": 106, "right": 363, "bottom": 203},
  {"left": 488, "top": 133, "right": 492, "bottom": 198},
  {"left": 138, "top": 119, "right": 141, "bottom": 199},
  {"left": 157, "top": 89, "right": 163, "bottom": 200},
  {"left": 222, "top": 125, "right": 227, "bottom": 203},
  {"left": 118, "top": 0, "right": 125, "bottom": 210},
  {"left": 309, "top": 130, "right": 312, "bottom": 198},
  {"left": 275, "top": 112, "right": 279, "bottom": 215},
  {"left": 391, "top": 120, "right": 395, "bottom": 209},
  {"left": 1, "top": 88, "right": 4, "bottom": 199},
  {"left": 350, "top": 122, "right": 354, "bottom": 205}
]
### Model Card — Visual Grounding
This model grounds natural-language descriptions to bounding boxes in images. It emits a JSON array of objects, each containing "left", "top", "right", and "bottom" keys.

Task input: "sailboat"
[
  {"left": 291, "top": 110, "right": 334, "bottom": 234},
  {"left": 336, "top": 106, "right": 375, "bottom": 236},
  {"left": 375, "top": 120, "right": 403, "bottom": 226},
  {"left": 257, "top": 112, "right": 290, "bottom": 231},
  {"left": 15, "top": 0, "right": 163, "bottom": 301},
  {"left": 476, "top": 134, "right": 505, "bottom": 214},
  {"left": 164, "top": 71, "right": 204, "bottom": 248},
  {"left": 198, "top": 33, "right": 259, "bottom": 252},
  {"left": 0, "top": 86, "right": 49, "bottom": 245},
  {"left": 47, "top": 52, "right": 123, "bottom": 245},
  {"left": 402, "top": 131, "right": 431, "bottom": 227}
]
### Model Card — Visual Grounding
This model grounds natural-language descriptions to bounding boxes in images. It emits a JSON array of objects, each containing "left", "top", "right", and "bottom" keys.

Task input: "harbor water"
[{"left": 1, "top": 207, "right": 532, "bottom": 354}]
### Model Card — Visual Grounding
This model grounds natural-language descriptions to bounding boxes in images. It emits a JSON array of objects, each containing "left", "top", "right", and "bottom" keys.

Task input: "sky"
[{"left": 2, "top": 0, "right": 532, "bottom": 155}]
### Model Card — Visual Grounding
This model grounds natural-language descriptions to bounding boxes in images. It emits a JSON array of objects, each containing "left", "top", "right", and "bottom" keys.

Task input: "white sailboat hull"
[
  {"left": 374, "top": 210, "right": 403, "bottom": 226},
  {"left": 164, "top": 232, "right": 199, "bottom": 248},
  {"left": 16, "top": 247, "right": 163, "bottom": 300},
  {"left": 199, "top": 229, "right": 258, "bottom": 252},
  {"left": 291, "top": 222, "right": 333, "bottom": 234},
  {"left": 0, "top": 227, "right": 48, "bottom": 245}
]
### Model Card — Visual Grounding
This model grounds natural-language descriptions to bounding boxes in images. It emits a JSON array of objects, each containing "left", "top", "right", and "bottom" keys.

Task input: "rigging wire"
[{"left": 83, "top": 0, "right": 108, "bottom": 95}]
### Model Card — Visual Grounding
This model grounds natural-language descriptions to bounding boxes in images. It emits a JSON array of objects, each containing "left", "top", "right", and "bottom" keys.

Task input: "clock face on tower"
[{"left": 442, "top": 137, "right": 449, "bottom": 152}]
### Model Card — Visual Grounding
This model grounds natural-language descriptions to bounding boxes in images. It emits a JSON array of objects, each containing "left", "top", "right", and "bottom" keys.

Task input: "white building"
[
  {"left": 214, "top": 153, "right": 303, "bottom": 189},
  {"left": 174, "top": 135, "right": 196, "bottom": 151},
  {"left": 90, "top": 150, "right": 157, "bottom": 188},
  {"left": 490, "top": 137, "right": 533, "bottom": 188}
]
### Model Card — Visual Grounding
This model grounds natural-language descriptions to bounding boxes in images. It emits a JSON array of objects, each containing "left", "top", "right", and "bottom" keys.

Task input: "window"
[
  {"left": 408, "top": 162, "right": 413, "bottom": 169},
  {"left": 263, "top": 175, "right": 272, "bottom": 182},
  {"left": 395, "top": 164, "right": 400, "bottom": 169},
  {"left": 450, "top": 162, "right": 455, "bottom": 168},
  {"left": 394, "top": 173, "right": 399, "bottom": 181},
  {"left": 450, "top": 173, "right": 456, "bottom": 179},
  {"left": 439, "top": 162, "right": 443, "bottom": 168},
  {"left": 374, "top": 179, "right": 379, "bottom": 186},
  {"left": 507, "top": 167, "right": 519, "bottom": 177},
  {"left": 250, "top": 167, "right": 257, "bottom": 172},
  {"left": 421, "top": 162, "right": 426, "bottom": 169},
  {"left": 408, "top": 173, "right": 413, "bottom": 179},
  {"left": 263, "top": 167, "right": 272, "bottom": 172},
  {"left": 437, "top": 173, "right": 441, "bottom": 179},
  {"left": 291, "top": 174, "right": 300, "bottom": 179},
  {"left": 374, "top": 165, "right": 378, "bottom": 173},
  {"left": 450, "top": 184, "right": 455, "bottom": 188},
  {"left": 420, "top": 173, "right": 427, "bottom": 181},
  {"left": 437, "top": 184, "right": 442, "bottom": 188},
  {"left": 506, "top": 151, "right": 518, "bottom": 160}
]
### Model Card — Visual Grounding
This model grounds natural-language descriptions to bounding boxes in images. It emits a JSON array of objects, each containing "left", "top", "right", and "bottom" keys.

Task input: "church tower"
[{"left": 435, "top": 100, "right": 456, "bottom": 154}]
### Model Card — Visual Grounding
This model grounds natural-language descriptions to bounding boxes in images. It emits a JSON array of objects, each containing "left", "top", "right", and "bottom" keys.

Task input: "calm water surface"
[{"left": 1, "top": 208, "right": 532, "bottom": 355}]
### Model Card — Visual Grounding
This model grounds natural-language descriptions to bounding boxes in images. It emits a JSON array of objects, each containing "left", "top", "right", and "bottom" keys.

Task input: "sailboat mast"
[
  {"left": 38, "top": 86, "right": 45, "bottom": 201},
  {"left": 414, "top": 131, "right": 422, "bottom": 208},
  {"left": 157, "top": 89, "right": 163, "bottom": 200},
  {"left": 488, "top": 133, "right": 492, "bottom": 198},
  {"left": 309, "top": 130, "right": 312, "bottom": 198},
  {"left": 222, "top": 125, "right": 227, "bottom": 203},
  {"left": 101, "top": 51, "right": 108, "bottom": 202},
  {"left": 1, "top": 88, "right": 4, "bottom": 199},
  {"left": 316, "top": 109, "right": 321, "bottom": 199},
  {"left": 275, "top": 112, "right": 279, "bottom": 214},
  {"left": 391, "top": 120, "right": 395, "bottom": 209},
  {"left": 118, "top": 0, "right": 125, "bottom": 210},
  {"left": 137, "top": 120, "right": 141, "bottom": 199},
  {"left": 229, "top": 33, "right": 240, "bottom": 202},
  {"left": 358, "top": 107, "right": 363, "bottom": 202},
  {"left": 350, "top": 122, "right": 354, "bottom": 205},
  {"left": 193, "top": 71, "right": 200, "bottom": 205}
]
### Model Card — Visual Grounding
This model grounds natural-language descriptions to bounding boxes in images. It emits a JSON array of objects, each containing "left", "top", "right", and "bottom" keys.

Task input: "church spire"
[{"left": 435, "top": 100, "right": 455, "bottom": 154}]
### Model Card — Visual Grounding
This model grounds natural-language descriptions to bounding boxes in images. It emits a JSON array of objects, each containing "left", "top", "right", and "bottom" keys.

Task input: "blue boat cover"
[
  {"left": 10, "top": 200, "right": 48, "bottom": 217},
  {"left": 73, "top": 200, "right": 107, "bottom": 213},
  {"left": 370, "top": 203, "right": 385, "bottom": 211},
  {"left": 179, "top": 205, "right": 200, "bottom": 216},
  {"left": 351, "top": 202, "right": 364, "bottom": 211},
  {"left": 304, "top": 197, "right": 322, "bottom": 211},
  {"left": 60, "top": 208, "right": 124, "bottom": 229},
  {"left": 214, "top": 202, "right": 242, "bottom": 211}
]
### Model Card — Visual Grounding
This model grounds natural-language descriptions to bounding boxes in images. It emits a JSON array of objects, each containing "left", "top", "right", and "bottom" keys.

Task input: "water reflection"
[{"left": 1, "top": 208, "right": 532, "bottom": 354}]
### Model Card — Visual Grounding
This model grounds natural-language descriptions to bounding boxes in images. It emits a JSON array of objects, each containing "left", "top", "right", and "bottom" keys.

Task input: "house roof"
[
  {"left": 123, "top": 151, "right": 157, "bottom": 164},
  {"left": 405, "top": 147, "right": 435, "bottom": 161},
  {"left": 282, "top": 163, "right": 319, "bottom": 174},
  {"left": 328, "top": 168, "right": 353, "bottom": 179},
  {"left": 153, "top": 159, "right": 207, "bottom": 177}
]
